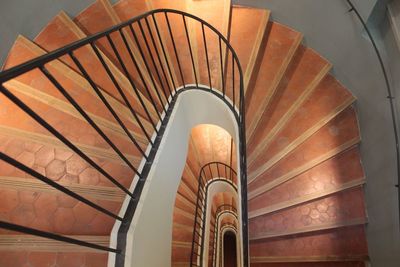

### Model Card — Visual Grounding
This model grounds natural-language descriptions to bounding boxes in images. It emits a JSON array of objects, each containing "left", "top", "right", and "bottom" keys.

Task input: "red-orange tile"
[
  {"left": 248, "top": 147, "right": 364, "bottom": 211},
  {"left": 54, "top": 207, "right": 76, "bottom": 233},
  {"left": 28, "top": 252, "right": 57, "bottom": 267}
]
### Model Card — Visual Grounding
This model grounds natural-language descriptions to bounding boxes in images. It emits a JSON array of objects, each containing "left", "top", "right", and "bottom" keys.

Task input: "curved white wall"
[{"left": 108, "top": 88, "right": 243, "bottom": 267}]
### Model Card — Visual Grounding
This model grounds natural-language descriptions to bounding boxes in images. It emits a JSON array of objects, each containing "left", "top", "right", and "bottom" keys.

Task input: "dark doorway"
[{"left": 223, "top": 231, "right": 237, "bottom": 267}]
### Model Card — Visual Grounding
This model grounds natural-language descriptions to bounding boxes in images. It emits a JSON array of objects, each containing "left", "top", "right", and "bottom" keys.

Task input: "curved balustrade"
[
  {"left": 0, "top": 8, "right": 247, "bottom": 267},
  {"left": 190, "top": 162, "right": 238, "bottom": 266}
]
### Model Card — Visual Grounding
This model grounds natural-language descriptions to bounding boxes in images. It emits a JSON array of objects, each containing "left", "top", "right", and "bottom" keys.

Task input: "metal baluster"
[
  {"left": 232, "top": 52, "right": 236, "bottom": 107},
  {"left": 202, "top": 23, "right": 212, "bottom": 90},
  {"left": 208, "top": 164, "right": 213, "bottom": 180},
  {"left": 182, "top": 15, "right": 199, "bottom": 87},
  {"left": 69, "top": 52, "right": 149, "bottom": 159},
  {"left": 144, "top": 16, "right": 172, "bottom": 101},
  {"left": 0, "top": 84, "right": 134, "bottom": 198},
  {"left": 151, "top": 13, "right": 177, "bottom": 94},
  {"left": 0, "top": 152, "right": 122, "bottom": 220},
  {"left": 219, "top": 37, "right": 225, "bottom": 96},
  {"left": 90, "top": 42, "right": 158, "bottom": 134},
  {"left": 106, "top": 33, "right": 163, "bottom": 121},
  {"left": 134, "top": 21, "right": 167, "bottom": 111},
  {"left": 0, "top": 221, "right": 120, "bottom": 253},
  {"left": 165, "top": 12, "right": 186, "bottom": 88},
  {"left": 40, "top": 66, "right": 142, "bottom": 176}
]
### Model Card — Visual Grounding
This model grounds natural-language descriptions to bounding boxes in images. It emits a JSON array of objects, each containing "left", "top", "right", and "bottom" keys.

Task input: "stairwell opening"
[{"left": 108, "top": 89, "right": 244, "bottom": 267}]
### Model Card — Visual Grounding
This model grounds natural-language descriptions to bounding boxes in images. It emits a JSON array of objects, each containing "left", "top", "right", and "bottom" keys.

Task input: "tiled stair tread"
[
  {"left": 0, "top": 176, "right": 125, "bottom": 201},
  {"left": 247, "top": 47, "right": 332, "bottom": 161},
  {"left": 250, "top": 255, "right": 368, "bottom": 263},
  {"left": 34, "top": 12, "right": 159, "bottom": 122},
  {"left": 188, "top": 0, "right": 231, "bottom": 89},
  {"left": 248, "top": 95, "right": 355, "bottom": 183},
  {"left": 230, "top": 5, "right": 270, "bottom": 92},
  {"left": 249, "top": 178, "right": 365, "bottom": 218},
  {"left": 0, "top": 235, "right": 109, "bottom": 252},
  {"left": 74, "top": 0, "right": 167, "bottom": 110},
  {"left": 248, "top": 146, "right": 364, "bottom": 211},
  {"left": 245, "top": 22, "right": 303, "bottom": 142},
  {"left": 113, "top": 0, "right": 149, "bottom": 21},
  {"left": 250, "top": 225, "right": 368, "bottom": 257},
  {"left": 248, "top": 74, "right": 355, "bottom": 170},
  {"left": 0, "top": 125, "right": 140, "bottom": 167},
  {"left": 0, "top": 0, "right": 368, "bottom": 266},
  {"left": 0, "top": 181, "right": 120, "bottom": 235},
  {"left": 4, "top": 79, "right": 148, "bottom": 147},
  {"left": 3, "top": 35, "right": 153, "bottom": 135},
  {"left": 113, "top": 0, "right": 178, "bottom": 93},
  {"left": 249, "top": 188, "right": 367, "bottom": 238},
  {"left": 0, "top": 88, "right": 141, "bottom": 158},
  {"left": 1, "top": 38, "right": 146, "bottom": 153},
  {"left": 248, "top": 106, "right": 360, "bottom": 188},
  {"left": 0, "top": 251, "right": 109, "bottom": 267}
]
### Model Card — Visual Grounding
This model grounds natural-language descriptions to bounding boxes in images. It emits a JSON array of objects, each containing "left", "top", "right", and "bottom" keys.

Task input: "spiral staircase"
[{"left": 0, "top": 0, "right": 368, "bottom": 266}]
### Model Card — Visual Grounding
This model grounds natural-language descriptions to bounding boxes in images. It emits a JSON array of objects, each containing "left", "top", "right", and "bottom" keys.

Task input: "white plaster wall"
[{"left": 108, "top": 88, "right": 242, "bottom": 267}]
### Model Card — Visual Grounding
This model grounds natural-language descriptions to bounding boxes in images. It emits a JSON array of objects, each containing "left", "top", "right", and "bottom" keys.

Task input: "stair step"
[
  {"left": 0, "top": 176, "right": 124, "bottom": 202},
  {"left": 0, "top": 82, "right": 140, "bottom": 157},
  {"left": 0, "top": 235, "right": 109, "bottom": 252},
  {"left": 188, "top": 0, "right": 231, "bottom": 93},
  {"left": 250, "top": 179, "right": 364, "bottom": 220},
  {"left": 245, "top": 22, "right": 303, "bottom": 141},
  {"left": 0, "top": 251, "right": 108, "bottom": 267},
  {"left": 4, "top": 79, "right": 148, "bottom": 147},
  {"left": 181, "top": 165, "right": 198, "bottom": 192},
  {"left": 249, "top": 147, "right": 364, "bottom": 215},
  {"left": 2, "top": 37, "right": 144, "bottom": 152},
  {"left": 247, "top": 47, "right": 332, "bottom": 161},
  {"left": 250, "top": 255, "right": 368, "bottom": 264},
  {"left": 173, "top": 227, "right": 193, "bottom": 242},
  {"left": 248, "top": 106, "right": 360, "bottom": 194},
  {"left": 230, "top": 5, "right": 270, "bottom": 93},
  {"left": 3, "top": 35, "right": 152, "bottom": 135},
  {"left": 113, "top": 0, "right": 149, "bottom": 21},
  {"left": 173, "top": 209, "right": 195, "bottom": 226},
  {"left": 249, "top": 188, "right": 366, "bottom": 239},
  {"left": 178, "top": 179, "right": 197, "bottom": 201},
  {"left": 248, "top": 75, "right": 356, "bottom": 178},
  {"left": 250, "top": 225, "right": 368, "bottom": 261},
  {"left": 34, "top": 12, "right": 159, "bottom": 123},
  {"left": 190, "top": 125, "right": 235, "bottom": 167},
  {"left": 175, "top": 192, "right": 196, "bottom": 213},
  {"left": 172, "top": 244, "right": 192, "bottom": 264},
  {"left": 74, "top": 0, "right": 166, "bottom": 111},
  {"left": 148, "top": 0, "right": 187, "bottom": 11},
  {"left": 0, "top": 183, "right": 120, "bottom": 235},
  {"left": 0, "top": 125, "right": 140, "bottom": 167}
]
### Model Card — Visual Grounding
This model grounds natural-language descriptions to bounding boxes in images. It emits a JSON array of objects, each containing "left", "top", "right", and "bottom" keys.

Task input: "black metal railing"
[
  {"left": 0, "top": 8, "right": 247, "bottom": 267},
  {"left": 345, "top": 0, "right": 400, "bottom": 231},
  {"left": 209, "top": 205, "right": 238, "bottom": 267},
  {"left": 190, "top": 162, "right": 238, "bottom": 267}
]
